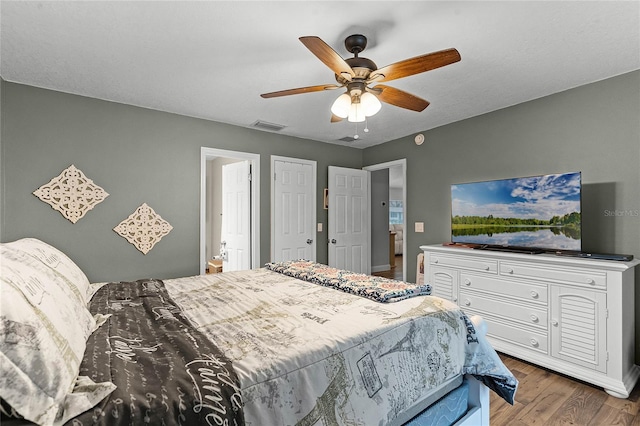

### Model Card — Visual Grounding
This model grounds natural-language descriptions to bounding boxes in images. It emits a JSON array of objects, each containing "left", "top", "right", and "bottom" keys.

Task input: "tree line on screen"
[
  {"left": 452, "top": 212, "right": 581, "bottom": 228},
  {"left": 451, "top": 223, "right": 581, "bottom": 239}
]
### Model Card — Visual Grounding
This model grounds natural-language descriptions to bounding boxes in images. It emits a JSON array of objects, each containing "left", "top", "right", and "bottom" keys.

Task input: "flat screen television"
[{"left": 450, "top": 171, "right": 582, "bottom": 253}]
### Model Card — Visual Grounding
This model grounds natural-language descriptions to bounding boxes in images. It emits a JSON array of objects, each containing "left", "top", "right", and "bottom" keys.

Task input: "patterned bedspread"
[
  {"left": 72, "top": 280, "right": 244, "bottom": 425},
  {"left": 164, "top": 268, "right": 517, "bottom": 426}
]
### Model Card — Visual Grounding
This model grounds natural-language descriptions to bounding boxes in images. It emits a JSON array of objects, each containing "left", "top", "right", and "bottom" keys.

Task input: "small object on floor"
[{"left": 207, "top": 259, "right": 223, "bottom": 274}]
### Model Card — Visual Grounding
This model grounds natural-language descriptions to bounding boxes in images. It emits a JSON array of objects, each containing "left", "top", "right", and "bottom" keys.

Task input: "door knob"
[
  {"left": 306, "top": 239, "right": 313, "bottom": 244},
  {"left": 330, "top": 239, "right": 337, "bottom": 244}
]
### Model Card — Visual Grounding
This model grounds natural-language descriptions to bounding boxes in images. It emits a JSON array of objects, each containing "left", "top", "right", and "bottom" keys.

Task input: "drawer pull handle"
[
  {"left": 552, "top": 320, "right": 559, "bottom": 327},
  {"left": 434, "top": 259, "right": 439, "bottom": 264},
  {"left": 484, "top": 265, "right": 490, "bottom": 271},
  {"left": 530, "top": 290, "right": 539, "bottom": 299},
  {"left": 464, "top": 300, "right": 471, "bottom": 306},
  {"left": 464, "top": 279, "right": 471, "bottom": 286},
  {"left": 530, "top": 315, "right": 539, "bottom": 323},
  {"left": 506, "top": 268, "right": 514, "bottom": 274},
  {"left": 530, "top": 339, "right": 539, "bottom": 347},
  {"left": 586, "top": 278, "right": 595, "bottom": 285},
  {"left": 453, "top": 297, "right": 458, "bottom": 302}
]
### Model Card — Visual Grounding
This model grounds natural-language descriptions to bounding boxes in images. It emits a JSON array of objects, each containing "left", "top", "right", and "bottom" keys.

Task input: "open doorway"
[
  {"left": 363, "top": 159, "right": 406, "bottom": 281},
  {"left": 199, "top": 148, "right": 260, "bottom": 275}
]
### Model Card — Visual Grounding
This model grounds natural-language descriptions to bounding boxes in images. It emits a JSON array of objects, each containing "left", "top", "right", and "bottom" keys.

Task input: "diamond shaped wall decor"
[
  {"left": 114, "top": 203, "right": 173, "bottom": 254},
  {"left": 33, "top": 164, "right": 109, "bottom": 223}
]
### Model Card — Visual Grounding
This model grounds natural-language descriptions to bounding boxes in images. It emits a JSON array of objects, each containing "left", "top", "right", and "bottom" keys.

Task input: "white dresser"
[{"left": 421, "top": 244, "right": 640, "bottom": 398}]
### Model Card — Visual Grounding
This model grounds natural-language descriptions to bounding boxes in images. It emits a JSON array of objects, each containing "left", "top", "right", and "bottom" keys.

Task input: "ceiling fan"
[{"left": 260, "top": 34, "right": 461, "bottom": 123}]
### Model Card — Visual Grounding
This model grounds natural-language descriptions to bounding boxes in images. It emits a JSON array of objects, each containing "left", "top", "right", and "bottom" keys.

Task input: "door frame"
[
  {"left": 270, "top": 155, "right": 317, "bottom": 262},
  {"left": 363, "top": 158, "right": 407, "bottom": 281},
  {"left": 200, "top": 147, "right": 260, "bottom": 274}
]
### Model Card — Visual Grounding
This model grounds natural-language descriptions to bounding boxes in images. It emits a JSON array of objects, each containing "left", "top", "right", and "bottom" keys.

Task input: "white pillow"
[
  {"left": 0, "top": 243, "right": 114, "bottom": 425},
  {"left": 2, "top": 238, "right": 91, "bottom": 303}
]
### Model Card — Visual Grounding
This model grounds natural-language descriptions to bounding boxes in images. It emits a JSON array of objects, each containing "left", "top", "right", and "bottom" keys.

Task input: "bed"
[{"left": 1, "top": 238, "right": 517, "bottom": 426}]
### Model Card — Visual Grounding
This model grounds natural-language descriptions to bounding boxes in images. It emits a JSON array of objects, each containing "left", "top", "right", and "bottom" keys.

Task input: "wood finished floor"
[
  {"left": 491, "top": 353, "right": 640, "bottom": 425},
  {"left": 371, "top": 255, "right": 404, "bottom": 280}
]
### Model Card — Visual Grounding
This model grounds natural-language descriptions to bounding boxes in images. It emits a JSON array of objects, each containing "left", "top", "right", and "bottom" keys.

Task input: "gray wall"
[
  {"left": 3, "top": 73, "right": 638, "bottom": 280},
  {"left": 364, "top": 70, "right": 640, "bottom": 360},
  {"left": 364, "top": 70, "right": 640, "bottom": 283},
  {"left": 0, "top": 81, "right": 363, "bottom": 282}
]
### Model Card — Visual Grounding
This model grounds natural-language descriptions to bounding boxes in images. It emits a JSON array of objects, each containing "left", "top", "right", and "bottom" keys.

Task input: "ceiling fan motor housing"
[
  {"left": 344, "top": 34, "right": 368, "bottom": 54},
  {"left": 334, "top": 57, "right": 377, "bottom": 86},
  {"left": 346, "top": 57, "right": 377, "bottom": 72}
]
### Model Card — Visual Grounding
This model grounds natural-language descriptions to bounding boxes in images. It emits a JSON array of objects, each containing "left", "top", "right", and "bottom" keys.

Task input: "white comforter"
[{"left": 164, "top": 268, "right": 514, "bottom": 426}]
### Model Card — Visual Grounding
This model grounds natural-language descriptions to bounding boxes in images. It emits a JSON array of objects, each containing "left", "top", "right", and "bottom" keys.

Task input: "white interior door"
[
  {"left": 221, "top": 160, "right": 251, "bottom": 271},
  {"left": 328, "top": 166, "right": 370, "bottom": 274},
  {"left": 273, "top": 158, "right": 316, "bottom": 262}
]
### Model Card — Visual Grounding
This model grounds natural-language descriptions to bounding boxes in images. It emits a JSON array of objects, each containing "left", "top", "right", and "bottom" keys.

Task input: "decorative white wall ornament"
[
  {"left": 33, "top": 164, "right": 109, "bottom": 223},
  {"left": 113, "top": 203, "right": 173, "bottom": 254}
]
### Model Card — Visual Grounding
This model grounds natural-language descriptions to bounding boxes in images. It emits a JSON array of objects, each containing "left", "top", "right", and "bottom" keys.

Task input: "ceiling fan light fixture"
[
  {"left": 331, "top": 93, "right": 351, "bottom": 118},
  {"left": 347, "top": 102, "right": 366, "bottom": 122},
  {"left": 361, "top": 92, "right": 382, "bottom": 116}
]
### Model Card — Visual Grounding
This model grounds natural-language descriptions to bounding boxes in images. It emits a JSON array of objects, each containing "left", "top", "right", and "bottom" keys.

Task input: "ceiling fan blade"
[
  {"left": 373, "top": 85, "right": 430, "bottom": 112},
  {"left": 261, "top": 84, "right": 340, "bottom": 98},
  {"left": 331, "top": 113, "right": 343, "bottom": 123},
  {"left": 369, "top": 48, "right": 461, "bottom": 83},
  {"left": 299, "top": 36, "right": 355, "bottom": 80}
]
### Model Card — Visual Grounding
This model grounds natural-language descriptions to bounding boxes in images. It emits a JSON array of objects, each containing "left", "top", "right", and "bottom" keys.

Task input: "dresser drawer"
[
  {"left": 459, "top": 291, "right": 547, "bottom": 329},
  {"left": 430, "top": 254, "right": 497, "bottom": 274},
  {"left": 460, "top": 273, "right": 548, "bottom": 304},
  {"left": 500, "top": 261, "right": 606, "bottom": 289},
  {"left": 479, "top": 314, "right": 549, "bottom": 354}
]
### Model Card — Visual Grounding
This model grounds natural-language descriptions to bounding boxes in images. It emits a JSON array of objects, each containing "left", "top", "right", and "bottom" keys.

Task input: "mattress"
[{"left": 404, "top": 378, "right": 470, "bottom": 426}]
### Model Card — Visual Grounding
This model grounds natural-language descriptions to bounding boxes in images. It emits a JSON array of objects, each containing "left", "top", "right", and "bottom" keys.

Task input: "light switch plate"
[
  {"left": 317, "top": 223, "right": 323, "bottom": 232},
  {"left": 415, "top": 222, "right": 424, "bottom": 233}
]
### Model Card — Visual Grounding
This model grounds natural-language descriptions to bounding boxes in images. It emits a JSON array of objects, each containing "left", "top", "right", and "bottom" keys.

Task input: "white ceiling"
[{"left": 1, "top": 1, "right": 638, "bottom": 149}]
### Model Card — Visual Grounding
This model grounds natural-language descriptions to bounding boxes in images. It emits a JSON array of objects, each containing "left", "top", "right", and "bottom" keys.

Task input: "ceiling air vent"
[
  {"left": 252, "top": 120, "right": 286, "bottom": 132},
  {"left": 338, "top": 136, "right": 357, "bottom": 143}
]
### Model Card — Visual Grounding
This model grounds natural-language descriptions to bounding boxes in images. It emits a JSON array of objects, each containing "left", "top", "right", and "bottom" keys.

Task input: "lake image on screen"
[{"left": 451, "top": 172, "right": 581, "bottom": 250}]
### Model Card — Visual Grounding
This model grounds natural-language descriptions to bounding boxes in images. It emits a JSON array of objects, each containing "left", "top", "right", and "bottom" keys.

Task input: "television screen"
[{"left": 451, "top": 172, "right": 581, "bottom": 252}]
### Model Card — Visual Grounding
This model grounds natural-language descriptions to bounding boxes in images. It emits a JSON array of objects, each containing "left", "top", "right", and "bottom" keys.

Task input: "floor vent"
[{"left": 252, "top": 120, "right": 286, "bottom": 132}]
